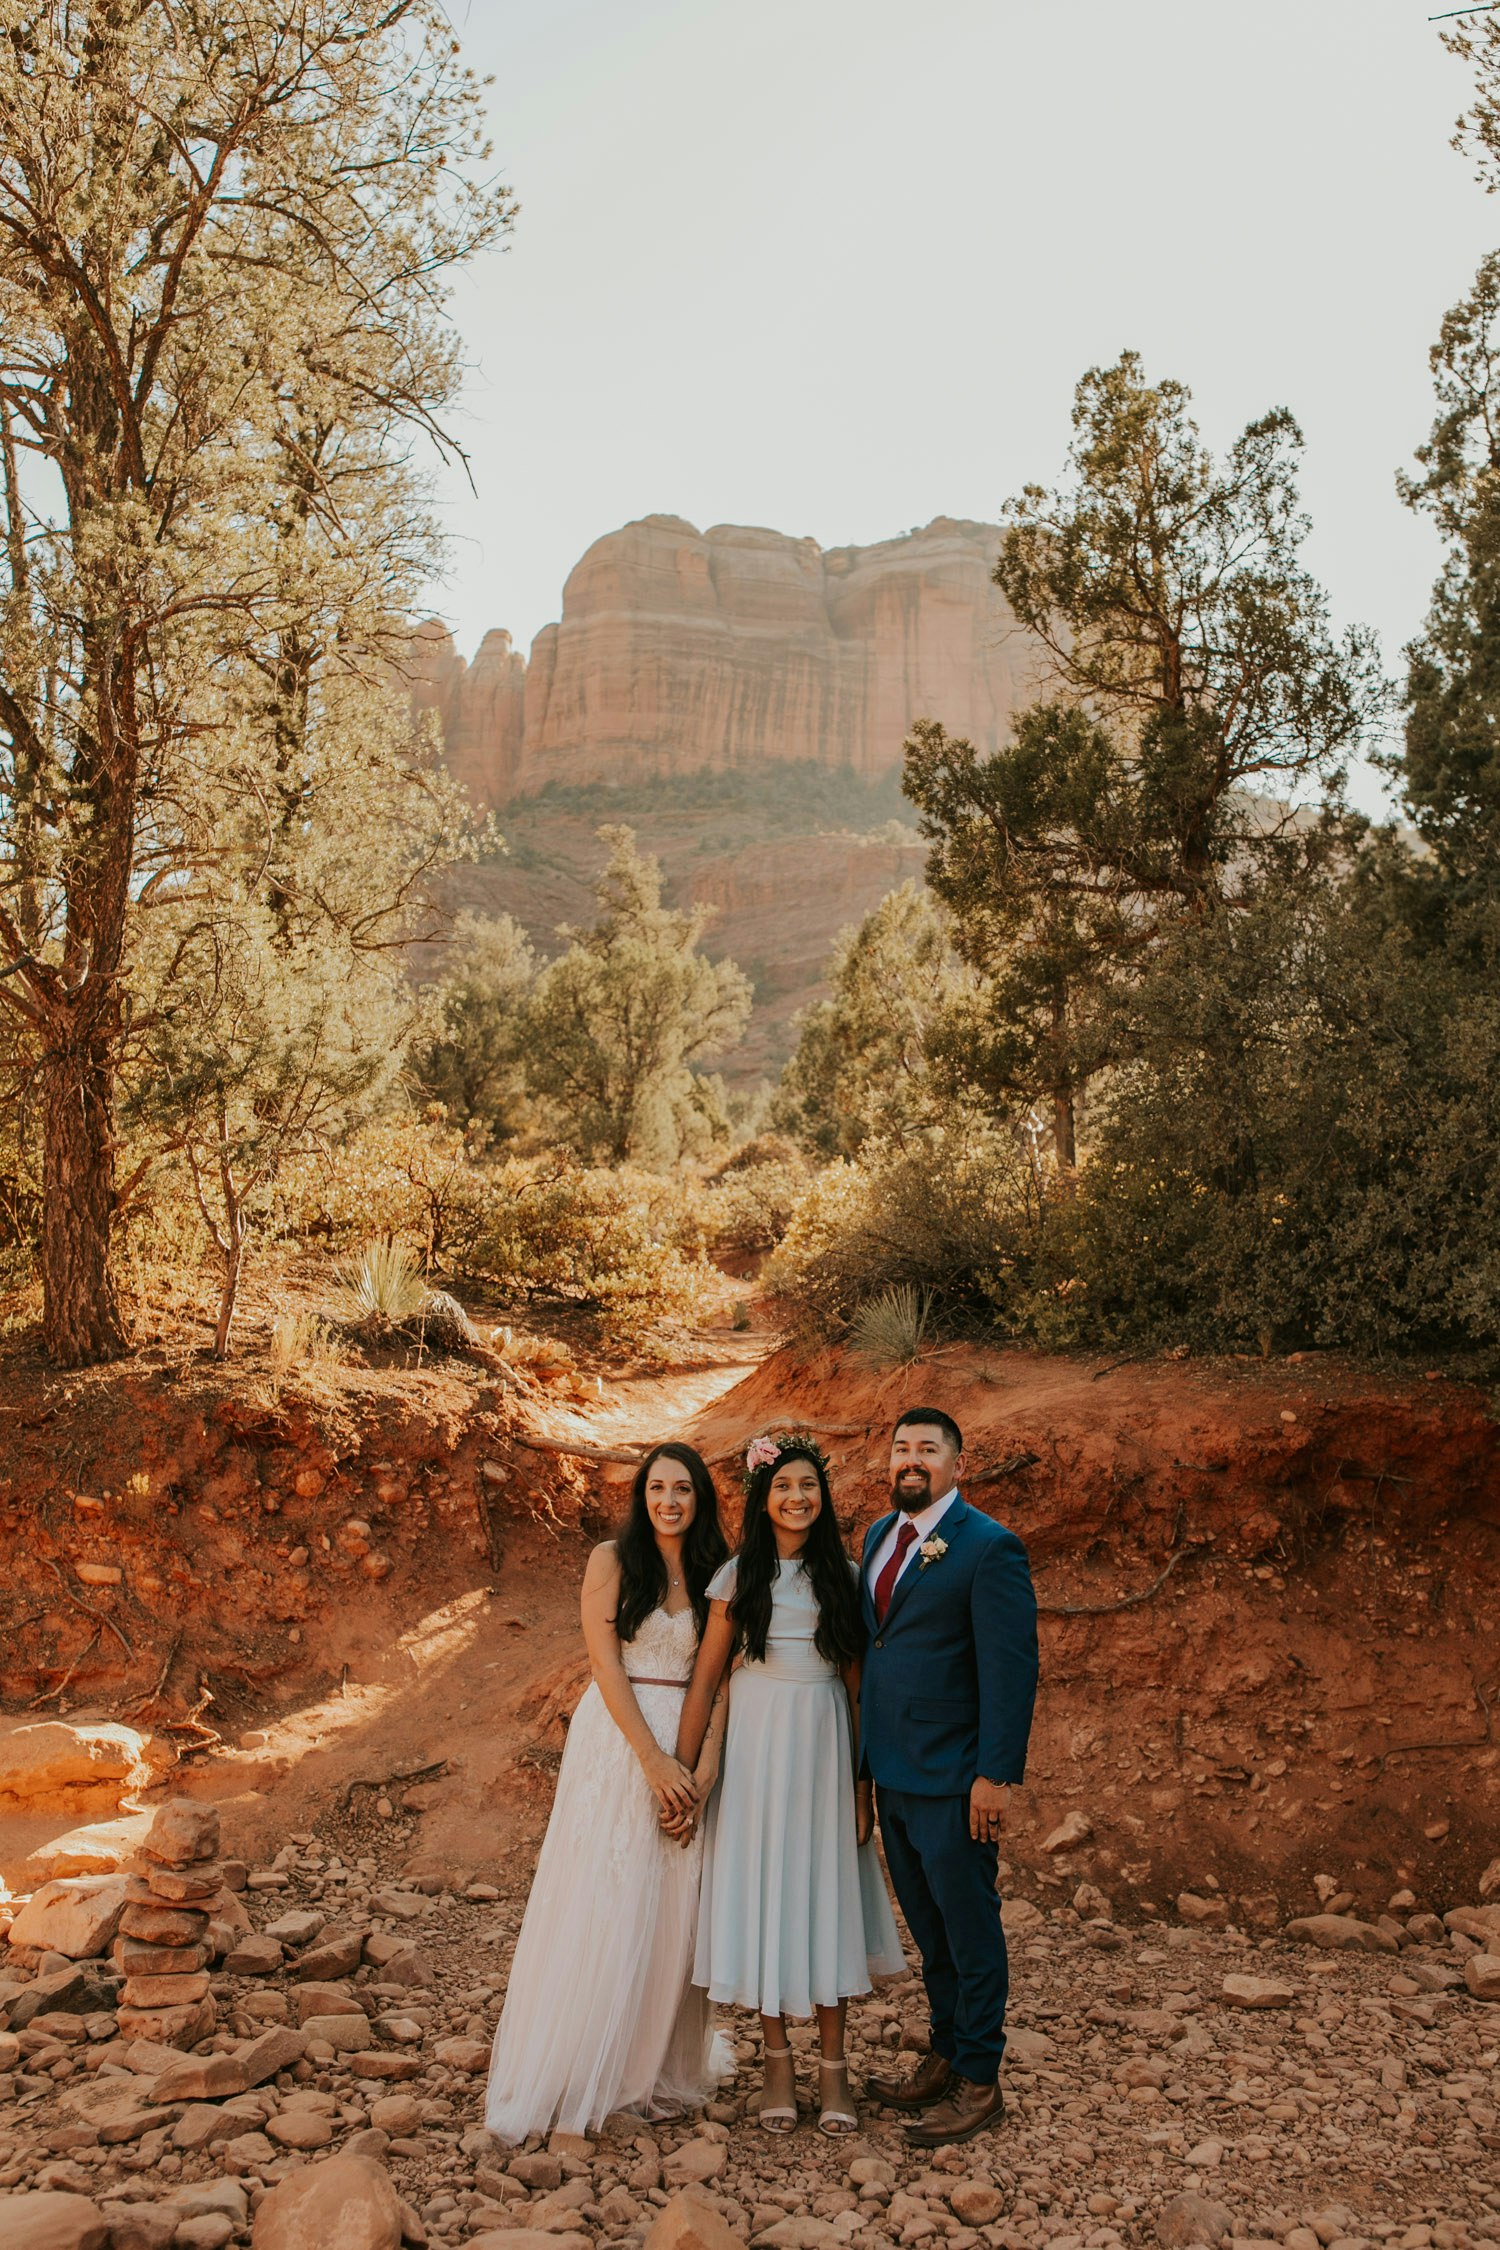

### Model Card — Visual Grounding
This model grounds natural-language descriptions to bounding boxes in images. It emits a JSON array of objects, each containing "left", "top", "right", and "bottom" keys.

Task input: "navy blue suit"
[{"left": 859, "top": 1497, "right": 1038, "bottom": 2082}]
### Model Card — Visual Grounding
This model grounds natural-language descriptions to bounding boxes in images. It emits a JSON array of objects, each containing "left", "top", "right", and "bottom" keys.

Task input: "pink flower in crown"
[{"left": 745, "top": 1434, "right": 781, "bottom": 1474}]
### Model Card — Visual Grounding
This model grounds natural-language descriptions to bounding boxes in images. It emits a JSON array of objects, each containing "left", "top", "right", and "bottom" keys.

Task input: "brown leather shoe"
[
  {"left": 903, "top": 2074, "right": 1005, "bottom": 2145},
  {"left": 865, "top": 2050, "right": 953, "bottom": 2113}
]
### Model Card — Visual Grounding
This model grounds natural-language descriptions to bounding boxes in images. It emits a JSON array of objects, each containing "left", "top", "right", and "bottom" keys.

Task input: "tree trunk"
[
  {"left": 1053, "top": 1091, "right": 1077, "bottom": 1170},
  {"left": 39, "top": 1032, "right": 127, "bottom": 1366},
  {"left": 214, "top": 1227, "right": 246, "bottom": 1361}
]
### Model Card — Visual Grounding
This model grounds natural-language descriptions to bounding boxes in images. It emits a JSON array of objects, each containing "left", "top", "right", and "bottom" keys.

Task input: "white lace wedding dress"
[{"left": 484, "top": 1603, "right": 725, "bottom": 2140}]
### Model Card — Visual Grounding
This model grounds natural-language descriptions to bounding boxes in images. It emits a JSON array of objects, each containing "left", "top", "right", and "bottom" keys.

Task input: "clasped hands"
[{"left": 645, "top": 1750, "right": 713, "bottom": 1848}]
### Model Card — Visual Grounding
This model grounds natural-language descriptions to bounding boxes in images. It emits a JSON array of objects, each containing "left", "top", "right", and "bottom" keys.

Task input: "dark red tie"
[{"left": 874, "top": 1521, "right": 918, "bottom": 1624}]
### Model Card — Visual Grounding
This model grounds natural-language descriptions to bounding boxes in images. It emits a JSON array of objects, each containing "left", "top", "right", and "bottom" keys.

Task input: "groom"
[{"left": 857, "top": 1406, "right": 1039, "bottom": 2146}]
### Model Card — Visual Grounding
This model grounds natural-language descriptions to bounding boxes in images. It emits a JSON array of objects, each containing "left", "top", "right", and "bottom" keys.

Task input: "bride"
[{"left": 485, "top": 1441, "right": 731, "bottom": 2138}]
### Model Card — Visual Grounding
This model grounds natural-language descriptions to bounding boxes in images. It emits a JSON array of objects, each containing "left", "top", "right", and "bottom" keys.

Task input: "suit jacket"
[{"left": 858, "top": 1496, "right": 1039, "bottom": 1797}]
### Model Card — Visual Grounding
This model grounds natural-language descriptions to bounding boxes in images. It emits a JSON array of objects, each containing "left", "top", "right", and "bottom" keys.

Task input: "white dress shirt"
[{"left": 866, "top": 1487, "right": 960, "bottom": 1597}]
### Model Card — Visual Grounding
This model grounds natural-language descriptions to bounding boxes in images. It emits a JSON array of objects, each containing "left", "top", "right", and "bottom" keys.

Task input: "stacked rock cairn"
[{"left": 113, "top": 1799, "right": 223, "bottom": 2046}]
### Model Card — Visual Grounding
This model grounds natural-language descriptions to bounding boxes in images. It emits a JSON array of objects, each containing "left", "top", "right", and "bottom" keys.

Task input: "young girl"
[
  {"left": 486, "top": 1442, "right": 730, "bottom": 2139},
  {"left": 675, "top": 1431, "right": 905, "bottom": 2136}
]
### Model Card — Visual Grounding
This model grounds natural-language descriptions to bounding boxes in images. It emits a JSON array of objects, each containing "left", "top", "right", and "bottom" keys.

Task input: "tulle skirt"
[{"left": 485, "top": 1678, "right": 726, "bottom": 2140}]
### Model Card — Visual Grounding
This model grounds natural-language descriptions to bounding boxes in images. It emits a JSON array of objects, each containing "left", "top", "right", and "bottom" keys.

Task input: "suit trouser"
[{"left": 876, "top": 1786, "right": 1008, "bottom": 2083}]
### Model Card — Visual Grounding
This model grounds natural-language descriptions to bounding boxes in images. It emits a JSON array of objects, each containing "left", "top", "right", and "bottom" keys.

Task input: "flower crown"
[{"left": 742, "top": 1429, "right": 831, "bottom": 1497}]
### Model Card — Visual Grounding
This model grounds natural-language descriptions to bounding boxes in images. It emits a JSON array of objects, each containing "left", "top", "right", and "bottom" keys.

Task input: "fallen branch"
[
  {"left": 342, "top": 1758, "right": 450, "bottom": 1809},
  {"left": 1037, "top": 1542, "right": 1206, "bottom": 1617},
  {"left": 969, "top": 1450, "right": 1040, "bottom": 1486},
  {"left": 27, "top": 1625, "right": 101, "bottom": 1708},
  {"left": 43, "top": 1557, "right": 134, "bottom": 1659},
  {"left": 1090, "top": 1355, "right": 1142, "bottom": 1381}
]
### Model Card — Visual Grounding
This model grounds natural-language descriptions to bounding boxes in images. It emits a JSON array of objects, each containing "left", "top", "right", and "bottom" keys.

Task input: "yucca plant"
[
  {"left": 336, "top": 1241, "right": 431, "bottom": 1330},
  {"left": 849, "top": 1283, "right": 934, "bottom": 1367}
]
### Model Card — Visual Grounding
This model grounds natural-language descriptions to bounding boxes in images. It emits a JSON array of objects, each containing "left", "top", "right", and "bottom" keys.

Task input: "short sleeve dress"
[{"left": 693, "top": 1556, "right": 905, "bottom": 2018}]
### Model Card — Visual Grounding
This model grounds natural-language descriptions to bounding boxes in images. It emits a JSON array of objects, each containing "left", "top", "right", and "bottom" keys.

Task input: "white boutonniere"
[{"left": 918, "top": 1535, "right": 948, "bottom": 1570}]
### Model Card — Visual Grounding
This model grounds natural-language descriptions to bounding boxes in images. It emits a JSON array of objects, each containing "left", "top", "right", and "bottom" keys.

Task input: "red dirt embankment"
[
  {"left": 682, "top": 1345, "right": 1500, "bottom": 1922},
  {"left": 1, "top": 1337, "right": 1496, "bottom": 1927}
]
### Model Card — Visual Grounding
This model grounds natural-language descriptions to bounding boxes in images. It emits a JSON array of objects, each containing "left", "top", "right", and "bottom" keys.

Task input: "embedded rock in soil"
[{"left": 250, "top": 2154, "right": 402, "bottom": 2250}]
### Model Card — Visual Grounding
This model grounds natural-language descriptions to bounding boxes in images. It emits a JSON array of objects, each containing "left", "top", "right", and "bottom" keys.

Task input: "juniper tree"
[
  {"left": 519, "top": 828, "right": 752, "bottom": 1166},
  {"left": 905, "top": 352, "right": 1382, "bottom": 1167}
]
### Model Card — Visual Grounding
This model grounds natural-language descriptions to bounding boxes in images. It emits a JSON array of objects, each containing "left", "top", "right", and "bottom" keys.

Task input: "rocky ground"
[{"left": 2, "top": 1818, "right": 1498, "bottom": 2250}]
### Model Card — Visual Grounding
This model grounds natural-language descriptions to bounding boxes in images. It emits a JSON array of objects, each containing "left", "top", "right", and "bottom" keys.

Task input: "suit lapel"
[
  {"left": 879, "top": 1497, "right": 971, "bottom": 1633},
  {"left": 861, "top": 1511, "right": 896, "bottom": 1635}
]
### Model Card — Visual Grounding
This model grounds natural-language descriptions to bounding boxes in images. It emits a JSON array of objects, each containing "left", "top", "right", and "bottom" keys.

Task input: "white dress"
[
  {"left": 485, "top": 1603, "right": 723, "bottom": 2139},
  {"left": 693, "top": 1557, "right": 906, "bottom": 2018}
]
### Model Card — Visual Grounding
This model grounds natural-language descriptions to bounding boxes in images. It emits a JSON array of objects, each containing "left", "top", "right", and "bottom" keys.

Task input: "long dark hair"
[
  {"left": 732, "top": 1445, "right": 861, "bottom": 1668},
  {"left": 614, "top": 1442, "right": 728, "bottom": 1644}
]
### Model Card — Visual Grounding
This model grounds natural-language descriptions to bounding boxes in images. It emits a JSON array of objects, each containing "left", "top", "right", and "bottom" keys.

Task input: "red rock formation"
[
  {"left": 404, "top": 620, "right": 526, "bottom": 806},
  {"left": 420, "top": 515, "right": 1044, "bottom": 807}
]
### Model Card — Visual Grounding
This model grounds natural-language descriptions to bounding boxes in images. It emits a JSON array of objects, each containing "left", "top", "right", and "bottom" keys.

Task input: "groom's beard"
[{"left": 892, "top": 1466, "right": 932, "bottom": 1515}]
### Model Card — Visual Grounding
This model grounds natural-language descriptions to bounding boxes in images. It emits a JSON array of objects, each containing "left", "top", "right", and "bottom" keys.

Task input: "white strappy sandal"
[
  {"left": 760, "top": 2044, "right": 797, "bottom": 2133},
  {"left": 817, "top": 2056, "right": 858, "bottom": 2136}
]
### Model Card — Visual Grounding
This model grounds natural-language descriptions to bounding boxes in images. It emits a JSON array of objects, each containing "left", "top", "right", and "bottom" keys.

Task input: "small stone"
[
  {"left": 293, "top": 1984, "right": 365, "bottom": 2025},
  {"left": 1041, "top": 1810, "right": 1093, "bottom": 1853},
  {"left": 98, "top": 2204, "right": 178, "bottom": 2250},
  {"left": 1184, "top": 2139, "right": 1225, "bottom": 2169},
  {"left": 236, "top": 2024, "right": 309, "bottom": 2085},
  {"left": 663, "top": 2138, "right": 728, "bottom": 2187},
  {"left": 174, "top": 2220, "right": 236, "bottom": 2250},
  {"left": 141, "top": 1801, "right": 220, "bottom": 1868},
  {"left": 369, "top": 2094, "right": 423, "bottom": 2133},
  {"left": 1178, "top": 1891, "right": 1229, "bottom": 1925},
  {"left": 293, "top": 1932, "right": 364, "bottom": 1980},
  {"left": 250, "top": 2153, "right": 401, "bottom": 2249},
  {"left": 1478, "top": 1854, "right": 1500, "bottom": 1899},
  {"left": 469, "top": 2236, "right": 590, "bottom": 2250},
  {"left": 431, "top": 2034, "right": 488, "bottom": 2071},
  {"left": 266, "top": 2109, "right": 337, "bottom": 2149},
  {"left": 546, "top": 2129, "right": 593, "bottom": 2159},
  {"left": 1222, "top": 1973, "right": 1298, "bottom": 2009},
  {"left": 298, "top": 2011, "right": 374, "bottom": 2050},
  {"left": 119, "top": 1968, "right": 212, "bottom": 2008},
  {"left": 644, "top": 2194, "right": 749, "bottom": 2250},
  {"left": 1284, "top": 1913, "right": 1397, "bottom": 1953},
  {"left": 223, "top": 1932, "right": 285, "bottom": 1976},
  {"left": 1465, "top": 1951, "right": 1500, "bottom": 1998},
  {"left": 117, "top": 1901, "right": 210, "bottom": 1949},
  {"left": 150, "top": 2051, "right": 251, "bottom": 2103},
  {"left": 348, "top": 2050, "right": 423, "bottom": 2080},
  {"left": 1159, "top": 2192, "right": 1234, "bottom": 2248},
  {"left": 950, "top": 2185, "right": 1004, "bottom": 2225},
  {"left": 115, "top": 1996, "right": 215, "bottom": 2046},
  {"left": 0, "top": 2191, "right": 112, "bottom": 2250},
  {"left": 262, "top": 1908, "right": 325, "bottom": 1947},
  {"left": 508, "top": 2154, "right": 562, "bottom": 2190}
]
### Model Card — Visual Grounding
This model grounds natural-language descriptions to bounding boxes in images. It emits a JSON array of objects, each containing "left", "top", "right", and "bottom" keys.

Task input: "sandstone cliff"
[{"left": 413, "top": 514, "right": 1042, "bottom": 806}]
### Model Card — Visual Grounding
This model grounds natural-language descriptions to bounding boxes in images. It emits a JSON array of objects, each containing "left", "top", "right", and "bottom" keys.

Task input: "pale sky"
[{"left": 429, "top": 0, "right": 1500, "bottom": 814}]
